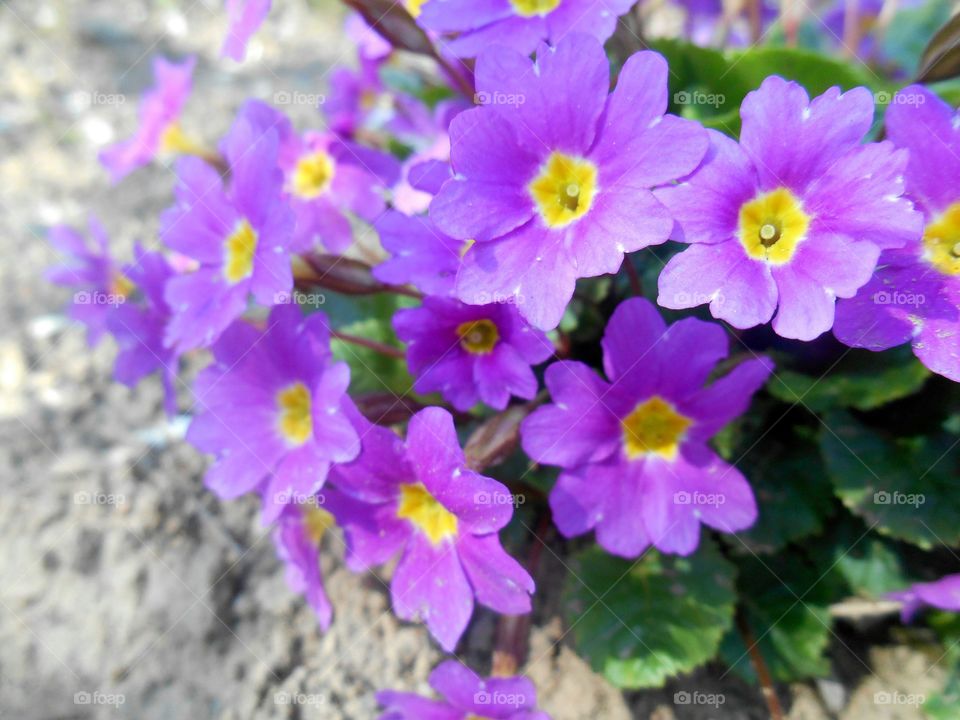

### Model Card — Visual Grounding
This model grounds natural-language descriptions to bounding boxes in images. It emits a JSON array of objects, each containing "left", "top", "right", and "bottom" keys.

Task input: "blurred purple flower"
[
  {"left": 273, "top": 501, "right": 336, "bottom": 629},
  {"left": 394, "top": 297, "right": 553, "bottom": 411},
  {"left": 657, "top": 76, "right": 923, "bottom": 340},
  {"left": 373, "top": 208, "right": 462, "bottom": 297},
  {"left": 222, "top": 0, "right": 272, "bottom": 61},
  {"left": 888, "top": 573, "right": 960, "bottom": 623},
  {"left": 521, "top": 298, "right": 772, "bottom": 557},
  {"left": 99, "top": 55, "right": 196, "bottom": 183},
  {"left": 378, "top": 660, "right": 550, "bottom": 719}
]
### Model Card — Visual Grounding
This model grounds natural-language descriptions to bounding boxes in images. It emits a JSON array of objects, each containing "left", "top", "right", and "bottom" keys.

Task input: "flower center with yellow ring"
[
  {"left": 529, "top": 152, "right": 598, "bottom": 229},
  {"left": 738, "top": 187, "right": 811, "bottom": 265},
  {"left": 396, "top": 482, "right": 458, "bottom": 544},
  {"left": 457, "top": 319, "right": 499, "bottom": 354},
  {"left": 922, "top": 201, "right": 960, "bottom": 276},
  {"left": 622, "top": 396, "right": 692, "bottom": 461}
]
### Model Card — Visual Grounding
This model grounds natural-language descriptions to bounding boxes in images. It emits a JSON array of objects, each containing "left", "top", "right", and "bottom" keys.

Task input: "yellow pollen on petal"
[
  {"left": 276, "top": 382, "right": 313, "bottom": 446},
  {"left": 622, "top": 396, "right": 692, "bottom": 461},
  {"left": 404, "top": 0, "right": 428, "bottom": 17},
  {"left": 738, "top": 187, "right": 811, "bottom": 265},
  {"left": 528, "top": 152, "right": 598, "bottom": 229},
  {"left": 922, "top": 202, "right": 960, "bottom": 276},
  {"left": 510, "top": 0, "right": 561, "bottom": 17},
  {"left": 223, "top": 218, "right": 258, "bottom": 283},
  {"left": 459, "top": 239, "right": 476, "bottom": 258},
  {"left": 292, "top": 150, "right": 336, "bottom": 199},
  {"left": 457, "top": 319, "right": 499, "bottom": 354},
  {"left": 396, "top": 482, "right": 458, "bottom": 545},
  {"left": 303, "top": 505, "right": 335, "bottom": 545}
]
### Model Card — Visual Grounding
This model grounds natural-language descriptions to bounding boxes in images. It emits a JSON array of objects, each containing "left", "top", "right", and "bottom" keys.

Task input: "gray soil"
[{"left": 0, "top": 1, "right": 949, "bottom": 718}]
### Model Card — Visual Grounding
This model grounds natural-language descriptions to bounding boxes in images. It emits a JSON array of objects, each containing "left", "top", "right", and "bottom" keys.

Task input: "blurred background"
[{"left": 1, "top": 0, "right": 957, "bottom": 718}]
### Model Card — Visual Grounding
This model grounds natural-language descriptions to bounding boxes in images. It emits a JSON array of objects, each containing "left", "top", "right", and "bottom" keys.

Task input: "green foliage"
[
  {"left": 563, "top": 541, "right": 736, "bottom": 688},
  {"left": 767, "top": 356, "right": 930, "bottom": 413},
  {"left": 821, "top": 411, "right": 960, "bottom": 550}
]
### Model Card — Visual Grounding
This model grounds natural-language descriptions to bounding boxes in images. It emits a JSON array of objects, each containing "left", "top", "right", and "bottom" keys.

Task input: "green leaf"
[
  {"left": 767, "top": 357, "right": 930, "bottom": 413},
  {"left": 721, "top": 552, "right": 837, "bottom": 682},
  {"left": 734, "top": 436, "right": 836, "bottom": 553},
  {"left": 821, "top": 411, "right": 960, "bottom": 549},
  {"left": 563, "top": 541, "right": 736, "bottom": 689}
]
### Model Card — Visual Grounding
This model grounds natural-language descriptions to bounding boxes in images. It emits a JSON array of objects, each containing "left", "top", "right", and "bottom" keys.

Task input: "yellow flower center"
[
  {"left": 510, "top": 0, "right": 561, "bottom": 17},
  {"left": 159, "top": 123, "right": 207, "bottom": 156},
  {"left": 622, "top": 396, "right": 692, "bottom": 461},
  {"left": 396, "top": 482, "right": 458, "bottom": 545},
  {"left": 529, "top": 152, "right": 598, "bottom": 229},
  {"left": 404, "top": 0, "right": 428, "bottom": 17},
  {"left": 303, "top": 505, "right": 335, "bottom": 545},
  {"left": 223, "top": 218, "right": 258, "bottom": 284},
  {"left": 922, "top": 201, "right": 960, "bottom": 276},
  {"left": 276, "top": 382, "right": 313, "bottom": 446},
  {"left": 292, "top": 150, "right": 336, "bottom": 199},
  {"left": 738, "top": 187, "right": 811, "bottom": 265},
  {"left": 457, "top": 319, "right": 499, "bottom": 354},
  {"left": 110, "top": 272, "right": 135, "bottom": 299}
]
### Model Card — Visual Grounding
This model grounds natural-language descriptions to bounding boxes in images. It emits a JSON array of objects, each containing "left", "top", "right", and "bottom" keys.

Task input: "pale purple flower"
[
  {"left": 373, "top": 207, "right": 462, "bottom": 297},
  {"left": 888, "top": 574, "right": 960, "bottom": 623},
  {"left": 222, "top": 0, "right": 272, "bottom": 61},
  {"left": 378, "top": 660, "right": 550, "bottom": 719},
  {"left": 657, "top": 76, "right": 923, "bottom": 340},
  {"left": 186, "top": 304, "right": 360, "bottom": 522},
  {"left": 99, "top": 55, "right": 196, "bottom": 183},
  {"left": 329, "top": 407, "right": 534, "bottom": 651},
  {"left": 431, "top": 34, "right": 708, "bottom": 330},
  {"left": 834, "top": 85, "right": 960, "bottom": 381},
  {"left": 521, "top": 298, "right": 772, "bottom": 557},
  {"left": 418, "top": 0, "right": 636, "bottom": 58},
  {"left": 273, "top": 501, "right": 335, "bottom": 629}
]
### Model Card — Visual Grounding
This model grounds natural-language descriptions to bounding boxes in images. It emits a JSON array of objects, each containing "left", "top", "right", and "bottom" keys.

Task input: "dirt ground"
[{"left": 0, "top": 1, "right": 949, "bottom": 718}]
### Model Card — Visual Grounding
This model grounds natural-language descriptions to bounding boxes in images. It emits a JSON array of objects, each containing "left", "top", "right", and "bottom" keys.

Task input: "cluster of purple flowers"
[{"left": 48, "top": 1, "right": 960, "bottom": 714}]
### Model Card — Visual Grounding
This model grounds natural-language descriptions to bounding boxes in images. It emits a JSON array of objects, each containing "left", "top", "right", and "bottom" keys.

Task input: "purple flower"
[
  {"left": 276, "top": 127, "right": 400, "bottom": 254},
  {"left": 222, "top": 0, "right": 272, "bottom": 61},
  {"left": 834, "top": 85, "right": 960, "bottom": 382},
  {"left": 418, "top": 0, "right": 636, "bottom": 58},
  {"left": 657, "top": 76, "right": 923, "bottom": 341},
  {"left": 46, "top": 217, "right": 132, "bottom": 345},
  {"left": 273, "top": 501, "right": 336, "bottom": 629},
  {"left": 186, "top": 304, "right": 360, "bottom": 522},
  {"left": 161, "top": 103, "right": 295, "bottom": 351},
  {"left": 373, "top": 209, "right": 463, "bottom": 296},
  {"left": 521, "top": 298, "right": 772, "bottom": 557},
  {"left": 329, "top": 407, "right": 534, "bottom": 651},
  {"left": 99, "top": 55, "right": 196, "bottom": 183},
  {"left": 394, "top": 297, "right": 553, "bottom": 411},
  {"left": 377, "top": 660, "right": 550, "bottom": 719},
  {"left": 431, "top": 34, "right": 709, "bottom": 330},
  {"left": 887, "top": 574, "right": 960, "bottom": 623},
  {"left": 107, "top": 244, "right": 181, "bottom": 415}
]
